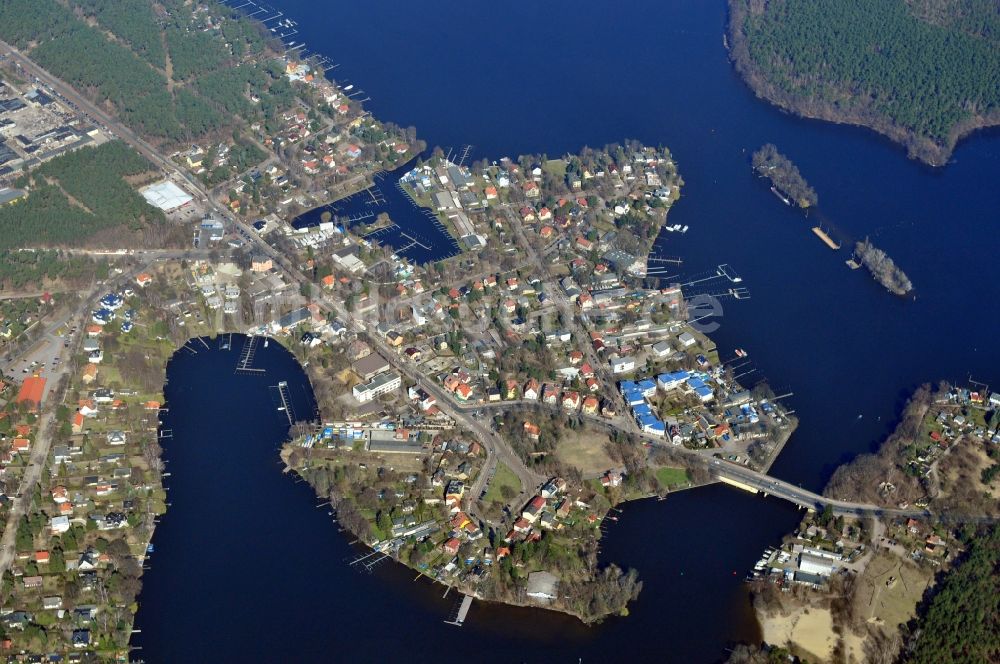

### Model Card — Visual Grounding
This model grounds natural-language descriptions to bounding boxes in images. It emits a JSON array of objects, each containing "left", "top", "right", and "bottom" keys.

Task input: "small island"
[
  {"left": 854, "top": 238, "right": 913, "bottom": 296},
  {"left": 751, "top": 144, "right": 817, "bottom": 209}
]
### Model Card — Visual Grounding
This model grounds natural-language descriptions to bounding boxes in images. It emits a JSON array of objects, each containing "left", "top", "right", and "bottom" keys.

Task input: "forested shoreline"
[
  {"left": 751, "top": 144, "right": 817, "bottom": 208},
  {"left": 728, "top": 0, "right": 1000, "bottom": 166}
]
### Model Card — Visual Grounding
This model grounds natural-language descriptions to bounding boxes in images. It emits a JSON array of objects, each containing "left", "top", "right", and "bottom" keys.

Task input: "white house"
[
  {"left": 650, "top": 340, "right": 673, "bottom": 358},
  {"left": 352, "top": 371, "right": 401, "bottom": 403},
  {"left": 610, "top": 356, "right": 636, "bottom": 374},
  {"left": 50, "top": 516, "right": 70, "bottom": 534}
]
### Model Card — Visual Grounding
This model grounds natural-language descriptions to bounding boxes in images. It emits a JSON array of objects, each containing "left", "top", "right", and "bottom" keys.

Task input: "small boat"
[
  {"left": 343, "top": 84, "right": 354, "bottom": 91},
  {"left": 264, "top": 339, "right": 269, "bottom": 347},
  {"left": 770, "top": 186, "right": 792, "bottom": 206}
]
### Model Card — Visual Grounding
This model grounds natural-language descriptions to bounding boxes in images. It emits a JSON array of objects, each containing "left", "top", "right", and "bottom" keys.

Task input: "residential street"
[{"left": 0, "top": 264, "right": 154, "bottom": 579}]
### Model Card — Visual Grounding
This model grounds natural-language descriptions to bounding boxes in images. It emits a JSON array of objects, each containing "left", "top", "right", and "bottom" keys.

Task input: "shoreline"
[
  {"left": 725, "top": 1, "right": 1000, "bottom": 167},
  {"left": 283, "top": 443, "right": 722, "bottom": 625},
  {"left": 747, "top": 382, "right": 999, "bottom": 660}
]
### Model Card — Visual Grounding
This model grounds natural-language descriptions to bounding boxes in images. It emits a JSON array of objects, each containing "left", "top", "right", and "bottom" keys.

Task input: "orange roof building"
[
  {"left": 16, "top": 376, "right": 46, "bottom": 412},
  {"left": 72, "top": 412, "right": 85, "bottom": 433},
  {"left": 81, "top": 364, "right": 99, "bottom": 384}
]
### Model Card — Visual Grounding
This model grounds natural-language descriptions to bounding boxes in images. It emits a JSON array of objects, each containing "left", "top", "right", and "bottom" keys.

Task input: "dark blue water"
[
  {"left": 268, "top": 0, "right": 999, "bottom": 491},
  {"left": 134, "top": 337, "right": 796, "bottom": 662},
  {"left": 137, "top": 0, "right": 1000, "bottom": 660},
  {"left": 291, "top": 159, "right": 461, "bottom": 264}
]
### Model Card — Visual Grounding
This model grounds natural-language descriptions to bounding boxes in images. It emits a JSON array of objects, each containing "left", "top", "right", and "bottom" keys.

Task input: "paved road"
[
  {"left": 0, "top": 38, "right": 540, "bottom": 519},
  {"left": 710, "top": 462, "right": 996, "bottom": 522},
  {"left": 8, "top": 39, "right": 994, "bottom": 529},
  {"left": 2, "top": 307, "right": 77, "bottom": 397},
  {"left": 500, "top": 204, "right": 637, "bottom": 429},
  {"left": 340, "top": 318, "right": 546, "bottom": 523},
  {"left": 0, "top": 266, "right": 150, "bottom": 577}
]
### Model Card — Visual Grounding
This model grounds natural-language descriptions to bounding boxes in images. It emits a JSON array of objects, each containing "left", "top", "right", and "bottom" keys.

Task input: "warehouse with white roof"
[{"left": 141, "top": 180, "right": 193, "bottom": 212}]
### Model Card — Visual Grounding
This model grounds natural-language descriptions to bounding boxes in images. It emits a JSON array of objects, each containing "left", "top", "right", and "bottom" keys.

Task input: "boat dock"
[
  {"left": 273, "top": 380, "right": 296, "bottom": 426},
  {"left": 348, "top": 550, "right": 389, "bottom": 572},
  {"left": 236, "top": 335, "right": 266, "bottom": 374},
  {"left": 445, "top": 594, "right": 474, "bottom": 627},
  {"left": 811, "top": 227, "right": 841, "bottom": 250}
]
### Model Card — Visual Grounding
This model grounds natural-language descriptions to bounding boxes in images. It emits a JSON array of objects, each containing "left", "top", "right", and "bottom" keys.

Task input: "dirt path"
[
  {"left": 42, "top": 176, "right": 93, "bottom": 214},
  {"left": 162, "top": 30, "right": 175, "bottom": 94}
]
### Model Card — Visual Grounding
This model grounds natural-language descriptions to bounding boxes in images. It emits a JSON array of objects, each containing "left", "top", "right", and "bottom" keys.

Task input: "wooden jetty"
[
  {"left": 811, "top": 226, "right": 841, "bottom": 250},
  {"left": 444, "top": 594, "right": 474, "bottom": 627}
]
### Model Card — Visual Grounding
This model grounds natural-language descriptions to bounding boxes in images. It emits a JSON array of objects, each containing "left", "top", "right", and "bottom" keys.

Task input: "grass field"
[
  {"left": 542, "top": 159, "right": 567, "bottom": 178},
  {"left": 555, "top": 428, "right": 615, "bottom": 475},
  {"left": 654, "top": 466, "right": 690, "bottom": 488},
  {"left": 484, "top": 462, "right": 521, "bottom": 504},
  {"left": 855, "top": 551, "right": 933, "bottom": 629}
]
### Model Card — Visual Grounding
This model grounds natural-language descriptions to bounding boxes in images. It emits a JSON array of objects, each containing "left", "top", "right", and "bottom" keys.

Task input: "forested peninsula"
[{"left": 728, "top": 0, "right": 1000, "bottom": 166}]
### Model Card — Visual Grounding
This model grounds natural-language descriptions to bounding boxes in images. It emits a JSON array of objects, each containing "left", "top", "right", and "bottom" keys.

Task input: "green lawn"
[
  {"left": 542, "top": 159, "right": 567, "bottom": 178},
  {"left": 655, "top": 466, "right": 689, "bottom": 488},
  {"left": 484, "top": 462, "right": 521, "bottom": 504}
]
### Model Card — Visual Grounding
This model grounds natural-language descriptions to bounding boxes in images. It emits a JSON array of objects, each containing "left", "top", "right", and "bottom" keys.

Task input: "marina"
[
  {"left": 292, "top": 159, "right": 460, "bottom": 264},
  {"left": 132, "top": 0, "right": 1000, "bottom": 661}
]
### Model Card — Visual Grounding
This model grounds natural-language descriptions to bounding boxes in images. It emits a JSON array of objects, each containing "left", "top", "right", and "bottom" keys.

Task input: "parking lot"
[{"left": 3, "top": 309, "right": 76, "bottom": 403}]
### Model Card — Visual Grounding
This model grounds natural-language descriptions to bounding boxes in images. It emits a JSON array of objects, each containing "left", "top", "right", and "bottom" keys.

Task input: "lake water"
[
  {"left": 291, "top": 159, "right": 461, "bottom": 264},
  {"left": 264, "top": 0, "right": 999, "bottom": 490},
  {"left": 138, "top": 0, "right": 1000, "bottom": 660},
  {"left": 134, "top": 337, "right": 797, "bottom": 662}
]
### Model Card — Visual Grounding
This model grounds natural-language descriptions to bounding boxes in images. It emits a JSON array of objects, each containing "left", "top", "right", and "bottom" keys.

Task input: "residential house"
[{"left": 523, "top": 379, "right": 540, "bottom": 401}]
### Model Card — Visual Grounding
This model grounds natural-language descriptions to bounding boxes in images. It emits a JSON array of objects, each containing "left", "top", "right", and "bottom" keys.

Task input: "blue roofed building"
[
  {"left": 632, "top": 403, "right": 652, "bottom": 419},
  {"left": 639, "top": 414, "right": 666, "bottom": 436},
  {"left": 657, "top": 371, "right": 690, "bottom": 391},
  {"left": 623, "top": 389, "right": 645, "bottom": 407},
  {"left": 636, "top": 379, "right": 657, "bottom": 398},
  {"left": 100, "top": 293, "right": 124, "bottom": 310},
  {"left": 91, "top": 308, "right": 115, "bottom": 325}
]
